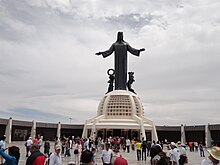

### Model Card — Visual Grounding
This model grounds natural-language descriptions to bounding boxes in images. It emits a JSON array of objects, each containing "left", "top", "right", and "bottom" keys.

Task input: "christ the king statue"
[{"left": 96, "top": 32, "right": 145, "bottom": 90}]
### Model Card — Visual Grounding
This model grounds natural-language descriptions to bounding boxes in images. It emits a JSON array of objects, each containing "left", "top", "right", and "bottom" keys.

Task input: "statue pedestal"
[{"left": 82, "top": 90, "right": 158, "bottom": 141}]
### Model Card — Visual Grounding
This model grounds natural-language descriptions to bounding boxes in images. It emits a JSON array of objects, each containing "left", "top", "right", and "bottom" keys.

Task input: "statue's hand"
[
  {"left": 95, "top": 52, "right": 102, "bottom": 55},
  {"left": 139, "top": 48, "right": 145, "bottom": 52}
]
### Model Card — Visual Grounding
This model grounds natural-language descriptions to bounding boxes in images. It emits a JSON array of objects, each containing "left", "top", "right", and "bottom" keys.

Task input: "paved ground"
[{"left": 8, "top": 141, "right": 207, "bottom": 165}]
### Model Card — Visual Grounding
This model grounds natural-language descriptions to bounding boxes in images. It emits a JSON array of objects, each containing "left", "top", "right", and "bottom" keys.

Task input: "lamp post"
[{"left": 69, "top": 117, "right": 72, "bottom": 124}]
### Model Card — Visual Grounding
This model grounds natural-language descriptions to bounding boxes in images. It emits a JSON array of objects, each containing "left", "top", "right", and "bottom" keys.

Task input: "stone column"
[
  {"left": 31, "top": 120, "right": 36, "bottom": 139},
  {"left": 91, "top": 120, "right": 97, "bottom": 140},
  {"left": 82, "top": 122, "right": 88, "bottom": 138},
  {"left": 5, "top": 117, "right": 12, "bottom": 144},
  {"left": 181, "top": 124, "right": 186, "bottom": 144},
  {"left": 152, "top": 122, "right": 158, "bottom": 142},
  {"left": 205, "top": 124, "right": 211, "bottom": 148},
  {"left": 57, "top": 122, "right": 61, "bottom": 139},
  {"left": 140, "top": 120, "right": 146, "bottom": 141}
]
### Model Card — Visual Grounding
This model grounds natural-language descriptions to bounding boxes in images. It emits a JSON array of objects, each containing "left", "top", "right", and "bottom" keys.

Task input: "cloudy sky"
[{"left": 0, "top": 0, "right": 220, "bottom": 126}]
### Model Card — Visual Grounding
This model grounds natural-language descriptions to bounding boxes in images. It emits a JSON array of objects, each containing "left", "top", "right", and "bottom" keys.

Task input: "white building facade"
[{"left": 82, "top": 90, "right": 158, "bottom": 141}]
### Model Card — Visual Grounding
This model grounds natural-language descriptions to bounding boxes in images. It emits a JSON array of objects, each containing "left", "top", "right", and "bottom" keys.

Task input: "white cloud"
[{"left": 0, "top": 0, "right": 220, "bottom": 125}]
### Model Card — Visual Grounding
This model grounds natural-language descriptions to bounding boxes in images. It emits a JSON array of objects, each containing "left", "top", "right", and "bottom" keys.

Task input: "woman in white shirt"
[{"left": 74, "top": 140, "right": 82, "bottom": 165}]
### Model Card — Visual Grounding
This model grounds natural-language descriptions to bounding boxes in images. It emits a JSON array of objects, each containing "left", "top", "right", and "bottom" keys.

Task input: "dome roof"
[{"left": 97, "top": 90, "right": 144, "bottom": 119}]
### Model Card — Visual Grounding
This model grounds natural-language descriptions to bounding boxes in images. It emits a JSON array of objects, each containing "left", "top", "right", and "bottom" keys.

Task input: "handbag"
[{"left": 74, "top": 149, "right": 78, "bottom": 154}]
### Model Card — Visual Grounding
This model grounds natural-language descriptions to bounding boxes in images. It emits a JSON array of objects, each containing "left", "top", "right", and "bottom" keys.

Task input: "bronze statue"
[
  {"left": 106, "top": 69, "right": 115, "bottom": 94},
  {"left": 127, "top": 72, "right": 136, "bottom": 94},
  {"left": 96, "top": 32, "right": 145, "bottom": 90}
]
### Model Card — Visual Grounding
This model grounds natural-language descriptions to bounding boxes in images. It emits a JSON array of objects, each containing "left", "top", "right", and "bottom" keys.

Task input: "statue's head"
[{"left": 117, "top": 32, "right": 123, "bottom": 42}]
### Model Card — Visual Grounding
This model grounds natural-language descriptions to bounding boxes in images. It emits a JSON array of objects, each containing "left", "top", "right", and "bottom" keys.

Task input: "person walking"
[
  {"left": 167, "top": 142, "right": 180, "bottom": 165},
  {"left": 49, "top": 145, "right": 62, "bottom": 165},
  {"left": 176, "top": 141, "right": 186, "bottom": 156},
  {"left": 44, "top": 139, "right": 50, "bottom": 157},
  {"left": 101, "top": 143, "right": 113, "bottom": 165},
  {"left": 33, "top": 137, "right": 38, "bottom": 145},
  {"left": 25, "top": 137, "right": 33, "bottom": 157},
  {"left": 125, "top": 138, "right": 130, "bottom": 153},
  {"left": 38, "top": 136, "right": 43, "bottom": 149},
  {"left": 26, "top": 144, "right": 45, "bottom": 165},
  {"left": 135, "top": 140, "right": 142, "bottom": 161},
  {"left": 64, "top": 139, "right": 71, "bottom": 157},
  {"left": 195, "top": 142, "right": 199, "bottom": 152},
  {"left": 147, "top": 141, "right": 151, "bottom": 157},
  {"left": 141, "top": 140, "right": 147, "bottom": 161},
  {"left": 131, "top": 138, "right": 136, "bottom": 151},
  {"left": 74, "top": 140, "right": 82, "bottom": 165},
  {"left": 199, "top": 142, "right": 205, "bottom": 157},
  {"left": 112, "top": 147, "right": 121, "bottom": 164}
]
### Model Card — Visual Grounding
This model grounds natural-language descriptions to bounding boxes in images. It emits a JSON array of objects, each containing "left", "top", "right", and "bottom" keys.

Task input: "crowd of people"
[
  {"left": 188, "top": 141, "right": 205, "bottom": 157},
  {"left": 0, "top": 134, "right": 220, "bottom": 165}
]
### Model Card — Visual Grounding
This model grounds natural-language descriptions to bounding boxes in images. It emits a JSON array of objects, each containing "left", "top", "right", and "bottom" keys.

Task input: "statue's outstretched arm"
[
  {"left": 127, "top": 44, "right": 145, "bottom": 56},
  {"left": 95, "top": 52, "right": 102, "bottom": 55},
  {"left": 95, "top": 44, "right": 114, "bottom": 58},
  {"left": 139, "top": 48, "right": 145, "bottom": 52}
]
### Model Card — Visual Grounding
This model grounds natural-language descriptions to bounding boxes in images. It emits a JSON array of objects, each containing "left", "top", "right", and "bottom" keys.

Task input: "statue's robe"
[{"left": 102, "top": 41, "right": 140, "bottom": 90}]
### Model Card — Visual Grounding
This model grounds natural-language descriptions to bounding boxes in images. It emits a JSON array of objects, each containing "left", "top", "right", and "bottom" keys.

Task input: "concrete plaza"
[{"left": 9, "top": 141, "right": 207, "bottom": 165}]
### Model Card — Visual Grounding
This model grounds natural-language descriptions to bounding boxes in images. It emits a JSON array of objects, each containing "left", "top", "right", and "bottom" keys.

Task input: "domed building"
[
  {"left": 82, "top": 90, "right": 158, "bottom": 141},
  {"left": 84, "top": 32, "right": 158, "bottom": 141}
]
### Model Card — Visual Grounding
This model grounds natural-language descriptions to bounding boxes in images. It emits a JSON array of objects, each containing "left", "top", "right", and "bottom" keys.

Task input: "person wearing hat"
[
  {"left": 176, "top": 141, "right": 186, "bottom": 156},
  {"left": 49, "top": 145, "right": 62, "bottom": 165},
  {"left": 201, "top": 146, "right": 220, "bottom": 165},
  {"left": 168, "top": 142, "right": 180, "bottom": 165}
]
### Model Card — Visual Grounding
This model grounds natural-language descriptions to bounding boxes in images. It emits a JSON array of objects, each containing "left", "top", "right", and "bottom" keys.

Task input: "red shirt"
[
  {"left": 33, "top": 138, "right": 38, "bottom": 145},
  {"left": 33, "top": 155, "right": 45, "bottom": 165}
]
